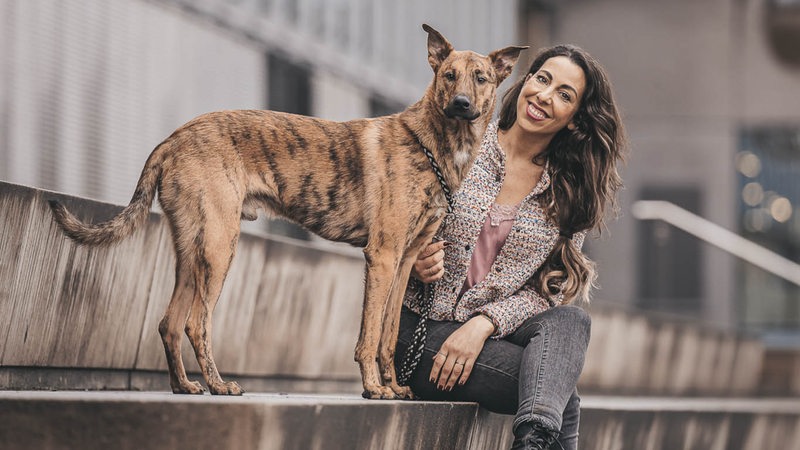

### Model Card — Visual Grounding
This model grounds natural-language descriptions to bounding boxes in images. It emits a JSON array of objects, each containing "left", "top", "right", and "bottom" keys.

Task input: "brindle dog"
[{"left": 49, "top": 24, "right": 525, "bottom": 399}]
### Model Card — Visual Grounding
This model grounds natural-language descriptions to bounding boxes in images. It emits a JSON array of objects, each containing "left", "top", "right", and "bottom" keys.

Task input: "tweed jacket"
[{"left": 403, "top": 121, "right": 586, "bottom": 338}]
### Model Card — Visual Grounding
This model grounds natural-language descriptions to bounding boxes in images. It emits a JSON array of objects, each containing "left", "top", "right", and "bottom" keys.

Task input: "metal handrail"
[{"left": 631, "top": 200, "right": 800, "bottom": 287}]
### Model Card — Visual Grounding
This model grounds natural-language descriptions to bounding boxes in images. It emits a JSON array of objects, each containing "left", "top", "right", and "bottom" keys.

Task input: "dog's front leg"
[
  {"left": 356, "top": 244, "right": 403, "bottom": 399},
  {"left": 377, "top": 253, "right": 418, "bottom": 399},
  {"left": 378, "top": 220, "right": 440, "bottom": 399}
]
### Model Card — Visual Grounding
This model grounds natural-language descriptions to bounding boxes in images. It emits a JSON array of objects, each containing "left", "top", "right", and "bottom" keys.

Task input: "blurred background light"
[
  {"left": 736, "top": 151, "right": 763, "bottom": 178},
  {"left": 769, "top": 196, "right": 793, "bottom": 223},
  {"left": 742, "top": 182, "right": 765, "bottom": 206}
]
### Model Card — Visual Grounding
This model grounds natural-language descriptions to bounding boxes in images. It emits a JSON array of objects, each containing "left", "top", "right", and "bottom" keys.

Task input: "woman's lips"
[{"left": 526, "top": 102, "right": 547, "bottom": 121}]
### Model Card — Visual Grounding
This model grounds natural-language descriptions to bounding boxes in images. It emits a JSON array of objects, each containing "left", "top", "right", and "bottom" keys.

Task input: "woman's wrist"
[{"left": 470, "top": 314, "right": 497, "bottom": 338}]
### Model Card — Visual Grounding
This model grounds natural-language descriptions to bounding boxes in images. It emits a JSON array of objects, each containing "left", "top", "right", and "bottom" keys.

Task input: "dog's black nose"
[
  {"left": 452, "top": 95, "right": 471, "bottom": 111},
  {"left": 445, "top": 95, "right": 479, "bottom": 120}
]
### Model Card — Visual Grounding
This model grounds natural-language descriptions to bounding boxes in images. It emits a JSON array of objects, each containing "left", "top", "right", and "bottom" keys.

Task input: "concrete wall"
[
  {"left": 2, "top": 181, "right": 790, "bottom": 396},
  {"left": 0, "top": 181, "right": 365, "bottom": 387}
]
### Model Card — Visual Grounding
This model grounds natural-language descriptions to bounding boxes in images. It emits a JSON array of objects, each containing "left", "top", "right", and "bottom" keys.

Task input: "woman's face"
[{"left": 515, "top": 56, "right": 586, "bottom": 137}]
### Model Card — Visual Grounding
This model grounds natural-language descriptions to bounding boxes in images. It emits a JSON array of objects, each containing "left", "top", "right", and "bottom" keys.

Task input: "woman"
[{"left": 394, "top": 44, "right": 626, "bottom": 450}]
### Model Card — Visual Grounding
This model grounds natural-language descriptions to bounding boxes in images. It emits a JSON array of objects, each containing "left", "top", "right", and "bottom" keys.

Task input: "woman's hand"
[
  {"left": 411, "top": 240, "right": 448, "bottom": 284},
  {"left": 430, "top": 315, "right": 496, "bottom": 390}
]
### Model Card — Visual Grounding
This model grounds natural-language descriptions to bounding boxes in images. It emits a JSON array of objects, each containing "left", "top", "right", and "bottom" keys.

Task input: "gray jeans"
[{"left": 395, "top": 305, "right": 591, "bottom": 450}]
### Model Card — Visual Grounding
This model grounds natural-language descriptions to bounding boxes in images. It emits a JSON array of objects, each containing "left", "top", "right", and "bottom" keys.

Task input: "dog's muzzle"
[{"left": 444, "top": 94, "right": 480, "bottom": 121}]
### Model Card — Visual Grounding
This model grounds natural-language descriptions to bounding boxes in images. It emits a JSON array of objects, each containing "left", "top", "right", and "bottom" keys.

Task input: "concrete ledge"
[
  {"left": 3, "top": 392, "right": 800, "bottom": 450},
  {"left": 0, "top": 181, "right": 367, "bottom": 383},
  {"left": 0, "top": 391, "right": 514, "bottom": 450},
  {"left": 580, "top": 396, "right": 800, "bottom": 450}
]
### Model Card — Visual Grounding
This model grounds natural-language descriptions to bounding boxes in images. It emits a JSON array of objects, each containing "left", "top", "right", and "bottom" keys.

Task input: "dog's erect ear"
[
  {"left": 488, "top": 46, "right": 529, "bottom": 85},
  {"left": 423, "top": 24, "right": 454, "bottom": 72}
]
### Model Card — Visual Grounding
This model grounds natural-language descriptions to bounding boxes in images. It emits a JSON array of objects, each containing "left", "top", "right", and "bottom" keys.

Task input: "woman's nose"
[{"left": 536, "top": 89, "right": 553, "bottom": 104}]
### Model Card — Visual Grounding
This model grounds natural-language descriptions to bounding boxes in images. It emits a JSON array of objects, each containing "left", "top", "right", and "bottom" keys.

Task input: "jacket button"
[
  {"left": 495, "top": 266, "right": 502, "bottom": 272},
  {"left": 465, "top": 245, "right": 471, "bottom": 251}
]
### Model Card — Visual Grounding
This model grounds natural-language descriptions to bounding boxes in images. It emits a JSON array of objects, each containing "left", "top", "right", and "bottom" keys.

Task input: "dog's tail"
[{"left": 49, "top": 139, "right": 171, "bottom": 246}]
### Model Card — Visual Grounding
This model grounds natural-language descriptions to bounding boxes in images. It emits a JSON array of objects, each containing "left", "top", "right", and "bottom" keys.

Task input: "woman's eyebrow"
[{"left": 560, "top": 84, "right": 579, "bottom": 97}]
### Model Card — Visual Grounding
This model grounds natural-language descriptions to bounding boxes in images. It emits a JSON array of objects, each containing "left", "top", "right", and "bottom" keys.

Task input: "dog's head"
[{"left": 423, "top": 24, "right": 527, "bottom": 122}]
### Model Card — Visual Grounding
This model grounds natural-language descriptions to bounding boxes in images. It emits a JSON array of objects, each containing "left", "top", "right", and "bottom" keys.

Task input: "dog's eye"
[
  {"left": 476, "top": 75, "right": 487, "bottom": 84},
  {"left": 444, "top": 71, "right": 456, "bottom": 81}
]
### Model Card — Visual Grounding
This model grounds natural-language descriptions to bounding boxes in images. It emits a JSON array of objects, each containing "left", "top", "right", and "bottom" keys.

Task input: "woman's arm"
[{"left": 474, "top": 230, "right": 587, "bottom": 338}]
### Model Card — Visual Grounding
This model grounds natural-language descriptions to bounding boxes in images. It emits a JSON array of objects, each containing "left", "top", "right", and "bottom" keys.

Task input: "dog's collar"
[{"left": 410, "top": 133, "right": 454, "bottom": 215}]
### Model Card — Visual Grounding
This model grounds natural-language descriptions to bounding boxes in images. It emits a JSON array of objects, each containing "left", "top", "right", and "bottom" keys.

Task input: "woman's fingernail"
[{"left": 442, "top": 240, "right": 452, "bottom": 247}]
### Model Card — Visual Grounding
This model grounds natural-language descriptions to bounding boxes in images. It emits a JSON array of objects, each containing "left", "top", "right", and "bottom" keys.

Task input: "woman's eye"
[
  {"left": 560, "top": 92, "right": 572, "bottom": 102},
  {"left": 536, "top": 75, "right": 548, "bottom": 84},
  {"left": 445, "top": 72, "right": 455, "bottom": 81}
]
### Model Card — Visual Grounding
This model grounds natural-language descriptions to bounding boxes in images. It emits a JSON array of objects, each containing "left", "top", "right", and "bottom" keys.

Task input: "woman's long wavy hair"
[{"left": 498, "top": 45, "right": 627, "bottom": 304}]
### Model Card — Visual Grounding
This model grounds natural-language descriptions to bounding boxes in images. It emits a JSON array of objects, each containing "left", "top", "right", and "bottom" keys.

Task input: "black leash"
[
  {"left": 397, "top": 138, "right": 454, "bottom": 386},
  {"left": 419, "top": 144, "right": 454, "bottom": 216}
]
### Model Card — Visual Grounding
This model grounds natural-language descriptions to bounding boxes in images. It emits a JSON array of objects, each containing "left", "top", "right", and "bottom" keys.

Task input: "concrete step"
[
  {"left": 2, "top": 391, "right": 800, "bottom": 450},
  {"left": 0, "top": 391, "right": 513, "bottom": 450},
  {"left": 580, "top": 396, "right": 800, "bottom": 450}
]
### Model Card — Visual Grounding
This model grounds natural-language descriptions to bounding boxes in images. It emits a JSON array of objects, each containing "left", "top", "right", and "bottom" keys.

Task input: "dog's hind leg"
[
  {"left": 159, "top": 259, "right": 205, "bottom": 394},
  {"left": 184, "top": 207, "right": 244, "bottom": 396}
]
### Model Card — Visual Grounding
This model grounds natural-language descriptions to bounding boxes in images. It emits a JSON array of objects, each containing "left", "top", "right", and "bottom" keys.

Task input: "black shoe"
[{"left": 510, "top": 421, "right": 562, "bottom": 450}]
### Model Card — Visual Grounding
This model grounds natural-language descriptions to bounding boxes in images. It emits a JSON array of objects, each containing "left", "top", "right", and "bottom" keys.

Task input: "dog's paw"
[
  {"left": 209, "top": 381, "right": 245, "bottom": 396},
  {"left": 391, "top": 385, "right": 416, "bottom": 400},
  {"left": 173, "top": 380, "right": 205, "bottom": 395},
  {"left": 361, "top": 385, "right": 397, "bottom": 400}
]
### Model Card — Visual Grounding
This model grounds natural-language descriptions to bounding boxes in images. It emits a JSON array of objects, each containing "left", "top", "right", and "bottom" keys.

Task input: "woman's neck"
[{"left": 498, "top": 122, "right": 552, "bottom": 164}]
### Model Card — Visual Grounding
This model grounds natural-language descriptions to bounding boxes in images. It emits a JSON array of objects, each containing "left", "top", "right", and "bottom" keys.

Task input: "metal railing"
[{"left": 631, "top": 200, "right": 800, "bottom": 287}]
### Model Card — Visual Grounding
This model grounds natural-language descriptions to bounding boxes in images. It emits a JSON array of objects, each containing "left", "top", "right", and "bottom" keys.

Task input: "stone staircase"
[{"left": 1, "top": 181, "right": 799, "bottom": 450}]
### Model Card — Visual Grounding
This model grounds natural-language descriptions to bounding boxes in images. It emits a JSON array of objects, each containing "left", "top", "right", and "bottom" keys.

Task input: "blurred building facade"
[
  {"left": 518, "top": 0, "right": 800, "bottom": 339},
  {"left": 1, "top": 0, "right": 799, "bottom": 339},
  {"left": 0, "top": 0, "right": 517, "bottom": 232}
]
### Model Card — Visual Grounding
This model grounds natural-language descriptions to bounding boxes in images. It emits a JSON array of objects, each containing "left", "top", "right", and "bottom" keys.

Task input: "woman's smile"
[{"left": 526, "top": 102, "right": 548, "bottom": 121}]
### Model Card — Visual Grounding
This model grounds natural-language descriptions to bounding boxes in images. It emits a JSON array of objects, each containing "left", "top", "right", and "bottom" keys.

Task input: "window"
[
  {"left": 369, "top": 95, "right": 405, "bottom": 118},
  {"left": 637, "top": 186, "right": 703, "bottom": 313},
  {"left": 737, "top": 127, "right": 800, "bottom": 330},
  {"left": 766, "top": 0, "right": 800, "bottom": 66}
]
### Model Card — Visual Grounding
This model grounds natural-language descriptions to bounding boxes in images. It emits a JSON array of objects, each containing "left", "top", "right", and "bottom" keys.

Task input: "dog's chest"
[{"left": 454, "top": 146, "right": 471, "bottom": 172}]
